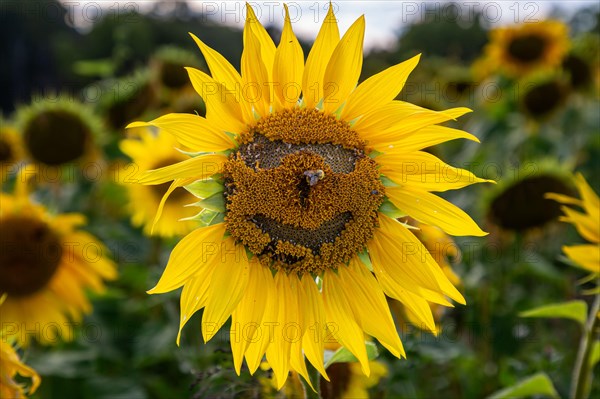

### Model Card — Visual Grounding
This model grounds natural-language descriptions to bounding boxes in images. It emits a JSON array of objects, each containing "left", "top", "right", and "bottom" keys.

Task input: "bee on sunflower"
[
  {"left": 0, "top": 179, "right": 117, "bottom": 345},
  {"left": 476, "top": 20, "right": 570, "bottom": 78},
  {"left": 127, "top": 4, "right": 491, "bottom": 388}
]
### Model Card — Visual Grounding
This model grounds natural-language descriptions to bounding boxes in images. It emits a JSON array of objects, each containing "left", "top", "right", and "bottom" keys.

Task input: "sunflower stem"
[
  {"left": 570, "top": 293, "right": 600, "bottom": 399},
  {"left": 301, "top": 364, "right": 322, "bottom": 399}
]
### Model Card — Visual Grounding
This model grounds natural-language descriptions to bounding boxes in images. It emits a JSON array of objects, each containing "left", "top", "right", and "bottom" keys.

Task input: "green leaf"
[
  {"left": 379, "top": 198, "right": 406, "bottom": 219},
  {"left": 323, "top": 341, "right": 379, "bottom": 369},
  {"left": 185, "top": 179, "right": 224, "bottom": 199},
  {"left": 198, "top": 193, "right": 226, "bottom": 212},
  {"left": 519, "top": 300, "right": 588, "bottom": 326},
  {"left": 486, "top": 372, "right": 560, "bottom": 399},
  {"left": 589, "top": 340, "right": 600, "bottom": 369}
]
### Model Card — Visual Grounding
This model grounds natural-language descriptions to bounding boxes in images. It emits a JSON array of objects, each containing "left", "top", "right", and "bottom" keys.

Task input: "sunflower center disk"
[
  {"left": 0, "top": 216, "right": 63, "bottom": 297},
  {"left": 24, "top": 110, "right": 91, "bottom": 166},
  {"left": 507, "top": 34, "right": 546, "bottom": 63},
  {"left": 223, "top": 108, "right": 385, "bottom": 274}
]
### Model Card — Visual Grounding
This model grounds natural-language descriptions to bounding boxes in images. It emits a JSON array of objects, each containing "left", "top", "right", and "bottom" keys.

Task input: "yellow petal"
[
  {"left": 202, "top": 241, "right": 250, "bottom": 342},
  {"left": 300, "top": 275, "right": 329, "bottom": 380},
  {"left": 150, "top": 177, "right": 196, "bottom": 235},
  {"left": 244, "top": 3, "right": 276, "bottom": 78},
  {"left": 138, "top": 154, "right": 227, "bottom": 185},
  {"left": 376, "top": 124, "right": 480, "bottom": 153},
  {"left": 148, "top": 223, "right": 227, "bottom": 294},
  {"left": 576, "top": 173, "right": 600, "bottom": 223},
  {"left": 375, "top": 215, "right": 466, "bottom": 303},
  {"left": 378, "top": 151, "right": 492, "bottom": 192},
  {"left": 273, "top": 4, "right": 305, "bottom": 109},
  {"left": 266, "top": 272, "right": 294, "bottom": 389},
  {"left": 186, "top": 67, "right": 246, "bottom": 133},
  {"left": 322, "top": 16, "right": 365, "bottom": 114},
  {"left": 241, "top": 27, "right": 272, "bottom": 117},
  {"left": 177, "top": 268, "right": 215, "bottom": 345},
  {"left": 127, "top": 114, "right": 233, "bottom": 152},
  {"left": 322, "top": 268, "right": 371, "bottom": 376},
  {"left": 386, "top": 186, "right": 487, "bottom": 237},
  {"left": 563, "top": 244, "right": 600, "bottom": 273},
  {"left": 341, "top": 54, "right": 420, "bottom": 121},
  {"left": 230, "top": 261, "right": 270, "bottom": 374},
  {"left": 560, "top": 206, "right": 599, "bottom": 243},
  {"left": 244, "top": 267, "right": 277, "bottom": 374},
  {"left": 189, "top": 32, "right": 242, "bottom": 91},
  {"left": 302, "top": 3, "right": 339, "bottom": 108},
  {"left": 340, "top": 258, "right": 405, "bottom": 358}
]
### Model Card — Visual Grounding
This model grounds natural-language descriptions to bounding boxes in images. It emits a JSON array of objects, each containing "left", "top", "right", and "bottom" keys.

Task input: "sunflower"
[
  {"left": 0, "top": 182, "right": 117, "bottom": 345},
  {"left": 546, "top": 174, "right": 599, "bottom": 274},
  {"left": 16, "top": 98, "right": 102, "bottom": 177},
  {"left": 518, "top": 72, "right": 570, "bottom": 120},
  {"left": 119, "top": 128, "right": 200, "bottom": 238},
  {"left": 0, "top": 124, "right": 25, "bottom": 184},
  {"left": 0, "top": 337, "right": 40, "bottom": 398},
  {"left": 479, "top": 20, "right": 569, "bottom": 78},
  {"left": 128, "top": 4, "right": 490, "bottom": 388},
  {"left": 485, "top": 161, "right": 574, "bottom": 235}
]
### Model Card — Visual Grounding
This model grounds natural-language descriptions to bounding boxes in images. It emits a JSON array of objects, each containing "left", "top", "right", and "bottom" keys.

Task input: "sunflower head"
[
  {"left": 127, "top": 3, "right": 490, "bottom": 388},
  {"left": 16, "top": 98, "right": 102, "bottom": 171},
  {"left": 119, "top": 127, "right": 200, "bottom": 238},
  {"left": 151, "top": 46, "right": 205, "bottom": 91},
  {"left": 546, "top": 173, "right": 600, "bottom": 274},
  {"left": 0, "top": 184, "right": 117, "bottom": 345},
  {"left": 519, "top": 73, "right": 570, "bottom": 119},
  {"left": 97, "top": 70, "right": 157, "bottom": 131},
  {"left": 485, "top": 160, "right": 575, "bottom": 234},
  {"left": 480, "top": 20, "right": 570, "bottom": 78}
]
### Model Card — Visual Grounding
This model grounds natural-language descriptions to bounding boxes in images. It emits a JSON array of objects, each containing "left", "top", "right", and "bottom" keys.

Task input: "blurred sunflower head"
[
  {"left": 546, "top": 173, "right": 599, "bottom": 274},
  {"left": 561, "top": 34, "right": 600, "bottom": 91},
  {"left": 151, "top": 46, "right": 204, "bottom": 93},
  {"left": 16, "top": 98, "right": 102, "bottom": 175},
  {"left": 0, "top": 123, "right": 25, "bottom": 184},
  {"left": 119, "top": 128, "right": 200, "bottom": 238},
  {"left": 485, "top": 160, "right": 574, "bottom": 234},
  {"left": 0, "top": 182, "right": 117, "bottom": 345},
  {"left": 481, "top": 20, "right": 569, "bottom": 78},
  {"left": 519, "top": 72, "right": 570, "bottom": 120},
  {"left": 97, "top": 71, "right": 157, "bottom": 131},
  {"left": 128, "top": 3, "right": 491, "bottom": 388},
  {"left": 0, "top": 335, "right": 40, "bottom": 398}
]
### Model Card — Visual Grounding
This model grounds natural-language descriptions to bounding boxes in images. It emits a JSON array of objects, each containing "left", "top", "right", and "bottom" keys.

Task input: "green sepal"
[
  {"left": 323, "top": 341, "right": 379, "bottom": 369},
  {"left": 379, "top": 198, "right": 406, "bottom": 219},
  {"left": 197, "top": 193, "right": 226, "bottom": 213},
  {"left": 379, "top": 175, "right": 399, "bottom": 187},
  {"left": 357, "top": 250, "right": 373, "bottom": 272},
  {"left": 185, "top": 179, "right": 224, "bottom": 199},
  {"left": 182, "top": 209, "right": 225, "bottom": 227}
]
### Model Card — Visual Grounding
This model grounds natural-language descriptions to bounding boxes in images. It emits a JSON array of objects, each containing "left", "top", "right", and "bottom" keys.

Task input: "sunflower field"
[{"left": 1, "top": 1, "right": 599, "bottom": 398}]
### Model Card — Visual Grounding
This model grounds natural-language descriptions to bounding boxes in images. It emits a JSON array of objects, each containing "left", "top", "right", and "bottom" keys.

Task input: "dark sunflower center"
[
  {"left": 523, "top": 81, "right": 564, "bottom": 117},
  {"left": 150, "top": 157, "right": 189, "bottom": 201},
  {"left": 507, "top": 34, "right": 546, "bottom": 63},
  {"left": 223, "top": 108, "right": 384, "bottom": 274},
  {"left": 160, "top": 61, "right": 190, "bottom": 89},
  {"left": 0, "top": 215, "right": 63, "bottom": 297},
  {"left": 562, "top": 54, "right": 591, "bottom": 89},
  {"left": 108, "top": 83, "right": 156, "bottom": 130},
  {"left": 490, "top": 175, "right": 574, "bottom": 231},
  {"left": 320, "top": 362, "right": 352, "bottom": 399},
  {"left": 24, "top": 110, "right": 90, "bottom": 166},
  {"left": 0, "top": 138, "right": 12, "bottom": 162}
]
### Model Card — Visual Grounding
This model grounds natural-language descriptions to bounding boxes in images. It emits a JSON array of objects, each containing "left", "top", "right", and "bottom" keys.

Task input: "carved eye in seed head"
[{"left": 304, "top": 169, "right": 325, "bottom": 186}]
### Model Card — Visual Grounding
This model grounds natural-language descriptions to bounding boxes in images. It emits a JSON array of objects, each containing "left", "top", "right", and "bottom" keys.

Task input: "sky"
[{"left": 60, "top": 1, "right": 598, "bottom": 51}]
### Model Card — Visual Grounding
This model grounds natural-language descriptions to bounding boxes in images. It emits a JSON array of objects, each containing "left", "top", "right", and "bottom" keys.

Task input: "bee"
[{"left": 303, "top": 169, "right": 325, "bottom": 186}]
